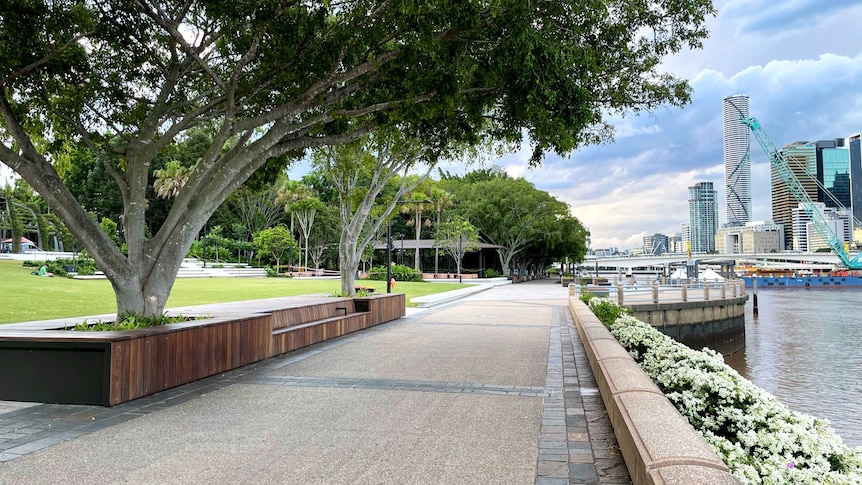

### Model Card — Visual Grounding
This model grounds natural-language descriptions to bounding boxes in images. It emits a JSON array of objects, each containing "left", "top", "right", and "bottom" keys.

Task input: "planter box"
[{"left": 0, "top": 294, "right": 406, "bottom": 406}]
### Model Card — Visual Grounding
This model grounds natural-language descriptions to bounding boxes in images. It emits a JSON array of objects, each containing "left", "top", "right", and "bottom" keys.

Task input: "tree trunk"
[
  {"left": 339, "top": 230, "right": 359, "bottom": 296},
  {"left": 497, "top": 248, "right": 515, "bottom": 277}
]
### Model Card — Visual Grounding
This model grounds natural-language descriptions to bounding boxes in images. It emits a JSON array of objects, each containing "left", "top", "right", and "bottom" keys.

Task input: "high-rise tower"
[
  {"left": 772, "top": 142, "right": 817, "bottom": 250},
  {"left": 689, "top": 182, "right": 718, "bottom": 253},
  {"left": 723, "top": 95, "right": 752, "bottom": 226}
]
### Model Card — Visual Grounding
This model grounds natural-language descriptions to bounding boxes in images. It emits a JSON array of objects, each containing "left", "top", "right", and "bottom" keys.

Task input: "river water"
[{"left": 724, "top": 288, "right": 862, "bottom": 447}]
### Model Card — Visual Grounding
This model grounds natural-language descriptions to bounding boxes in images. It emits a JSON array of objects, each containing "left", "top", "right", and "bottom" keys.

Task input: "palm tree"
[
  {"left": 402, "top": 194, "right": 432, "bottom": 272},
  {"left": 429, "top": 188, "right": 454, "bottom": 275},
  {"left": 275, "top": 179, "right": 316, "bottom": 271},
  {"left": 153, "top": 160, "right": 193, "bottom": 199},
  {"left": 291, "top": 197, "right": 324, "bottom": 271},
  {"left": 276, "top": 179, "right": 315, "bottom": 235}
]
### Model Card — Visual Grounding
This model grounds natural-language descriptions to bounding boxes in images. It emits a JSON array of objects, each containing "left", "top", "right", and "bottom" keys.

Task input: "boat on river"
[{"left": 743, "top": 275, "right": 862, "bottom": 288}]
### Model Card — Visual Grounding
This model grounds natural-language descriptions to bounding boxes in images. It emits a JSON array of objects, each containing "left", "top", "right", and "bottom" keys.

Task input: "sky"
[{"left": 470, "top": 0, "right": 862, "bottom": 250}]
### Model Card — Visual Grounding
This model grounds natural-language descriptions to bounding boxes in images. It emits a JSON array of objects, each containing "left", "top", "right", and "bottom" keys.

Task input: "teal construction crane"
[{"left": 741, "top": 117, "right": 862, "bottom": 269}]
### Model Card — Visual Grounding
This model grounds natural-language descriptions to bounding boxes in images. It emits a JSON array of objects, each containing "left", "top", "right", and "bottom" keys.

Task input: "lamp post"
[
  {"left": 386, "top": 221, "right": 394, "bottom": 293},
  {"left": 458, "top": 234, "right": 463, "bottom": 283}
]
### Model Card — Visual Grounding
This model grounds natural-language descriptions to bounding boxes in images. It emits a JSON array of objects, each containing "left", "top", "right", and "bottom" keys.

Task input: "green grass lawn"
[{"left": 0, "top": 260, "right": 467, "bottom": 324}]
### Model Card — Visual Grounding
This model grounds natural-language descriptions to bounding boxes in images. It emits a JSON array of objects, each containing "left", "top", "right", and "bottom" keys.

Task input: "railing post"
[
  {"left": 652, "top": 283, "right": 659, "bottom": 303},
  {"left": 617, "top": 284, "right": 624, "bottom": 305},
  {"left": 704, "top": 283, "right": 710, "bottom": 301},
  {"left": 721, "top": 283, "right": 726, "bottom": 300},
  {"left": 681, "top": 284, "right": 687, "bottom": 302}
]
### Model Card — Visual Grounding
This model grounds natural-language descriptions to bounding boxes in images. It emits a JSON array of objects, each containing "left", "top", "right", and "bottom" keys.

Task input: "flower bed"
[{"left": 587, "top": 297, "right": 862, "bottom": 484}]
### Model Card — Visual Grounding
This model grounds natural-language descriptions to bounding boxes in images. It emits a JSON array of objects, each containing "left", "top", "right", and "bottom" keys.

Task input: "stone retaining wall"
[
  {"left": 625, "top": 297, "right": 747, "bottom": 355},
  {"left": 567, "top": 297, "right": 740, "bottom": 485}
]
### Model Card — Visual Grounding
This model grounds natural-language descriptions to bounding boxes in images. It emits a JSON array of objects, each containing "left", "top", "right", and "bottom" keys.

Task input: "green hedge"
[{"left": 366, "top": 264, "right": 422, "bottom": 282}]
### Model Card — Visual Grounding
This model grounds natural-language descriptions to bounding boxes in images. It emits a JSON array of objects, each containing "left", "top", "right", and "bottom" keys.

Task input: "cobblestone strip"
[
  {"left": 535, "top": 306, "right": 631, "bottom": 485},
  {"left": 246, "top": 375, "right": 550, "bottom": 397},
  {"left": 561, "top": 309, "right": 631, "bottom": 484}
]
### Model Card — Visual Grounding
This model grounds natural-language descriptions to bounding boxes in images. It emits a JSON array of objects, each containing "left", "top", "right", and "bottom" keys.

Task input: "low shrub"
[
  {"left": 586, "top": 297, "right": 629, "bottom": 328},
  {"left": 366, "top": 264, "right": 422, "bottom": 282},
  {"left": 23, "top": 258, "right": 99, "bottom": 276},
  {"left": 265, "top": 266, "right": 293, "bottom": 278},
  {"left": 73, "top": 312, "right": 191, "bottom": 331}
]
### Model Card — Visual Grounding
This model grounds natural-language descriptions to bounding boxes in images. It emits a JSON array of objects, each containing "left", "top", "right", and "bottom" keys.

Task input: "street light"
[
  {"left": 458, "top": 233, "right": 462, "bottom": 284},
  {"left": 386, "top": 222, "right": 394, "bottom": 293}
]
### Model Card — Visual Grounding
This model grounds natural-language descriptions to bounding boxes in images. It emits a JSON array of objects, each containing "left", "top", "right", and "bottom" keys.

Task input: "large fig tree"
[{"left": 0, "top": 0, "right": 714, "bottom": 318}]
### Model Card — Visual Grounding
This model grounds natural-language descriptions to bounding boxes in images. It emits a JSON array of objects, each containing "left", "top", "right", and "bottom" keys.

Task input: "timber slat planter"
[{"left": 0, "top": 293, "right": 405, "bottom": 407}]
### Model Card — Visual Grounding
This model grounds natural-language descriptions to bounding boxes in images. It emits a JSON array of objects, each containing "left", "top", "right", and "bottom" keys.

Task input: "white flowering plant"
[{"left": 586, "top": 297, "right": 862, "bottom": 484}]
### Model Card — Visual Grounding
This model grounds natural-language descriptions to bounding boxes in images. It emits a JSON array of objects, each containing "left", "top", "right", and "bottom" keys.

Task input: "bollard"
[
  {"left": 681, "top": 284, "right": 687, "bottom": 302},
  {"left": 617, "top": 284, "right": 624, "bottom": 305},
  {"left": 753, "top": 279, "right": 758, "bottom": 315},
  {"left": 721, "top": 283, "right": 726, "bottom": 300},
  {"left": 704, "top": 283, "right": 710, "bottom": 301},
  {"left": 652, "top": 283, "right": 659, "bottom": 303}
]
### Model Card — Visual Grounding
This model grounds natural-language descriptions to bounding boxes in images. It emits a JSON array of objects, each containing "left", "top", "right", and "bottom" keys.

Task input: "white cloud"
[{"left": 508, "top": 50, "right": 862, "bottom": 249}]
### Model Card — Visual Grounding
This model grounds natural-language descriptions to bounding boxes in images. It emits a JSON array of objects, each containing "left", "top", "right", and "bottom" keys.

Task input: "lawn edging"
[{"left": 567, "top": 296, "right": 740, "bottom": 485}]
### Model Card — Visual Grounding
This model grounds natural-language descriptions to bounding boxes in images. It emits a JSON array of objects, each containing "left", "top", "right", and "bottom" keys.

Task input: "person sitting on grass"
[{"left": 38, "top": 264, "right": 53, "bottom": 277}]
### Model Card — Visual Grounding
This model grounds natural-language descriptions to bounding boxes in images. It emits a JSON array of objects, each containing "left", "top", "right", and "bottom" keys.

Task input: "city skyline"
[{"left": 478, "top": 1, "right": 862, "bottom": 250}]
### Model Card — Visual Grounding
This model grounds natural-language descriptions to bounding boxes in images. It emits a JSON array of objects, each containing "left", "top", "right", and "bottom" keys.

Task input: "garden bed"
[
  {"left": 0, "top": 293, "right": 405, "bottom": 406},
  {"left": 583, "top": 296, "right": 862, "bottom": 484}
]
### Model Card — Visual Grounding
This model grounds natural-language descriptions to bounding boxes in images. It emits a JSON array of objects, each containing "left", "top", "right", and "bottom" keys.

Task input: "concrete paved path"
[{"left": 0, "top": 279, "right": 629, "bottom": 484}]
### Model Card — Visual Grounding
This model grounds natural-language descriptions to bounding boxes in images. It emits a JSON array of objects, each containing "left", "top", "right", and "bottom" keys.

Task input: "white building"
[
  {"left": 715, "top": 221, "right": 783, "bottom": 254},
  {"left": 792, "top": 202, "right": 851, "bottom": 251}
]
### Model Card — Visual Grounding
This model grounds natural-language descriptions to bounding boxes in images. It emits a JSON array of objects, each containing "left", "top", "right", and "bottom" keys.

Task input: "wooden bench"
[{"left": 271, "top": 311, "right": 371, "bottom": 354}]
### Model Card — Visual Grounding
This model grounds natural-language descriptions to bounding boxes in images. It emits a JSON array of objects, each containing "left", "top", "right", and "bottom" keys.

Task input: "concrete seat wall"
[{"left": 567, "top": 297, "right": 740, "bottom": 485}]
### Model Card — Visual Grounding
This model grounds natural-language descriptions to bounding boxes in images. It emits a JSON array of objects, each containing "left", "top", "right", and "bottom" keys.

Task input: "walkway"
[{"left": 0, "top": 280, "right": 630, "bottom": 484}]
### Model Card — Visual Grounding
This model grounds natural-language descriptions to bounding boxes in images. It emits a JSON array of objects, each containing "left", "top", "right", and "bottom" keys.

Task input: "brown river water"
[{"left": 724, "top": 287, "right": 862, "bottom": 447}]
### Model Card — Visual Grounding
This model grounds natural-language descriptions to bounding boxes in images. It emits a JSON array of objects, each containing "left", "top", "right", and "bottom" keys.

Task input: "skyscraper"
[
  {"left": 723, "top": 95, "right": 751, "bottom": 226},
  {"left": 816, "top": 139, "right": 850, "bottom": 209},
  {"left": 772, "top": 139, "right": 852, "bottom": 249},
  {"left": 772, "top": 142, "right": 817, "bottom": 250},
  {"left": 689, "top": 182, "right": 718, "bottom": 253}
]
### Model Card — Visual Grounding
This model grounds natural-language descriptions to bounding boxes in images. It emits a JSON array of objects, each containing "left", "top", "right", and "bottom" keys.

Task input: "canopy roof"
[
  {"left": 373, "top": 239, "right": 501, "bottom": 250},
  {"left": 698, "top": 268, "right": 725, "bottom": 281},
  {"left": 1, "top": 237, "right": 34, "bottom": 244}
]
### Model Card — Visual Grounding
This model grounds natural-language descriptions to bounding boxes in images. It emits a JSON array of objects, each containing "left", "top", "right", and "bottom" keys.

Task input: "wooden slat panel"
[
  {"left": 109, "top": 342, "right": 125, "bottom": 406},
  {"left": 78, "top": 298, "right": 398, "bottom": 406}
]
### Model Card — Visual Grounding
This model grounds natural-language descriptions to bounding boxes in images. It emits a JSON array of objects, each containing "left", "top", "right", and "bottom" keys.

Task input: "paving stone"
[
  {"left": 538, "top": 460, "right": 570, "bottom": 477},
  {"left": 536, "top": 478, "right": 570, "bottom": 485},
  {"left": 569, "top": 462, "right": 600, "bottom": 483}
]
